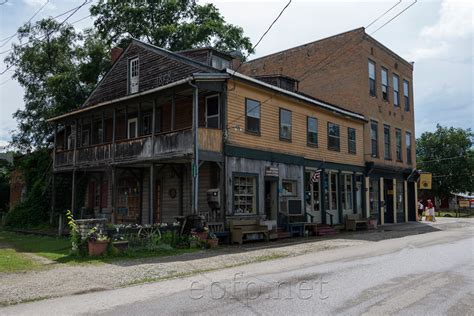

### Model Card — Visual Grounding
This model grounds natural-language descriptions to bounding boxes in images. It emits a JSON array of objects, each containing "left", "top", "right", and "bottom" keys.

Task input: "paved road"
[{"left": 2, "top": 220, "right": 473, "bottom": 315}]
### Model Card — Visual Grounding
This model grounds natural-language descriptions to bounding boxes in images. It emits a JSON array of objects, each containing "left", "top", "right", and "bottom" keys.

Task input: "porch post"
[
  {"left": 352, "top": 172, "right": 357, "bottom": 214},
  {"left": 365, "top": 176, "right": 370, "bottom": 218},
  {"left": 171, "top": 93, "right": 176, "bottom": 131},
  {"left": 404, "top": 180, "right": 408, "bottom": 222},
  {"left": 50, "top": 172, "right": 56, "bottom": 224},
  {"left": 149, "top": 163, "right": 155, "bottom": 224},
  {"left": 73, "top": 119, "right": 78, "bottom": 166},
  {"left": 393, "top": 178, "right": 397, "bottom": 224},
  {"left": 112, "top": 108, "right": 116, "bottom": 161},
  {"left": 111, "top": 167, "right": 116, "bottom": 224},
  {"left": 179, "top": 165, "right": 184, "bottom": 216},
  {"left": 380, "top": 177, "right": 385, "bottom": 225},
  {"left": 138, "top": 102, "right": 141, "bottom": 137},
  {"left": 218, "top": 162, "right": 225, "bottom": 220},
  {"left": 101, "top": 111, "right": 105, "bottom": 143},
  {"left": 192, "top": 84, "right": 199, "bottom": 214},
  {"left": 64, "top": 122, "right": 67, "bottom": 149},
  {"left": 152, "top": 100, "right": 156, "bottom": 154},
  {"left": 125, "top": 105, "right": 128, "bottom": 138},
  {"left": 71, "top": 169, "right": 76, "bottom": 214}
]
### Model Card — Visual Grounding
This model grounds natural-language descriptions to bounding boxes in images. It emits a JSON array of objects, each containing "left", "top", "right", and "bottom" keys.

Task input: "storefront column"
[
  {"left": 404, "top": 180, "right": 408, "bottom": 222},
  {"left": 380, "top": 177, "right": 385, "bottom": 225},
  {"left": 365, "top": 176, "right": 370, "bottom": 218},
  {"left": 414, "top": 181, "right": 418, "bottom": 221},
  {"left": 393, "top": 178, "right": 397, "bottom": 224}
]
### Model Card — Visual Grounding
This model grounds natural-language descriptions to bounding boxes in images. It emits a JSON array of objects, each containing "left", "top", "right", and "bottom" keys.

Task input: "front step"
[
  {"left": 316, "top": 224, "right": 338, "bottom": 236},
  {"left": 276, "top": 227, "right": 291, "bottom": 239}
]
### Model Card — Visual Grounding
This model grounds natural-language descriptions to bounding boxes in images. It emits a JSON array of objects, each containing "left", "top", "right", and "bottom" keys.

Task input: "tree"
[
  {"left": 416, "top": 125, "right": 474, "bottom": 200},
  {"left": 90, "top": 0, "right": 254, "bottom": 55},
  {"left": 0, "top": 158, "right": 12, "bottom": 213},
  {"left": 4, "top": 19, "right": 110, "bottom": 151}
]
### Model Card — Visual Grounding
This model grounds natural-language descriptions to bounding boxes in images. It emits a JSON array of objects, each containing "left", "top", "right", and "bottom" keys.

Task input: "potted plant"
[
  {"left": 87, "top": 227, "right": 110, "bottom": 256},
  {"left": 191, "top": 226, "right": 209, "bottom": 241},
  {"left": 207, "top": 232, "right": 219, "bottom": 249}
]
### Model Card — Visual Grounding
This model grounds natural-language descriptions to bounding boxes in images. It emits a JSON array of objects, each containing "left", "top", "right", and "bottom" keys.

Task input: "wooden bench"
[
  {"left": 345, "top": 214, "right": 368, "bottom": 231},
  {"left": 230, "top": 219, "right": 269, "bottom": 245},
  {"left": 207, "top": 222, "right": 230, "bottom": 244}
]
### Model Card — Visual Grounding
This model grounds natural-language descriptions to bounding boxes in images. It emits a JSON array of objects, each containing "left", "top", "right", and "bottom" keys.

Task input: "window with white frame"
[
  {"left": 348, "top": 127, "right": 356, "bottom": 154},
  {"left": 206, "top": 95, "right": 219, "bottom": 128},
  {"left": 233, "top": 175, "right": 257, "bottom": 214},
  {"left": 341, "top": 174, "right": 353, "bottom": 212},
  {"left": 282, "top": 180, "right": 297, "bottom": 196},
  {"left": 307, "top": 116, "right": 318, "bottom": 146},
  {"left": 396, "top": 128, "right": 402, "bottom": 161},
  {"left": 127, "top": 118, "right": 138, "bottom": 139},
  {"left": 279, "top": 108, "right": 292, "bottom": 140},
  {"left": 328, "top": 122, "right": 340, "bottom": 151},
  {"left": 384, "top": 125, "right": 391, "bottom": 159},
  {"left": 129, "top": 57, "right": 139, "bottom": 94},
  {"left": 368, "top": 60, "right": 376, "bottom": 96},
  {"left": 403, "top": 80, "right": 410, "bottom": 111},
  {"left": 406, "top": 131, "right": 412, "bottom": 164},
  {"left": 381, "top": 68, "right": 389, "bottom": 101},
  {"left": 393, "top": 74, "right": 399, "bottom": 106},
  {"left": 245, "top": 98, "right": 260, "bottom": 134}
]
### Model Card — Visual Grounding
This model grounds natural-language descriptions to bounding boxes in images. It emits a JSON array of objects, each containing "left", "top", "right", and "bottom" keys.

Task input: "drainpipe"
[{"left": 189, "top": 80, "right": 199, "bottom": 214}]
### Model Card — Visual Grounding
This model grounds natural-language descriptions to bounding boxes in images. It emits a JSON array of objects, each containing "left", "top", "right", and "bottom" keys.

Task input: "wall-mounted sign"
[
  {"left": 419, "top": 172, "right": 432, "bottom": 189},
  {"left": 459, "top": 200, "right": 469, "bottom": 208},
  {"left": 265, "top": 166, "right": 279, "bottom": 177}
]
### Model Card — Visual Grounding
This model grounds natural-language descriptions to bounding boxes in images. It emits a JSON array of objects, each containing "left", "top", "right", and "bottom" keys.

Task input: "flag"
[{"left": 311, "top": 169, "right": 322, "bottom": 183}]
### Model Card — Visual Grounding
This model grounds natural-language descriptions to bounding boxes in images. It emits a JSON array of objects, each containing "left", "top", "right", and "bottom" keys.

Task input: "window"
[
  {"left": 327, "top": 122, "right": 340, "bottom": 151},
  {"left": 81, "top": 129, "right": 90, "bottom": 147},
  {"left": 307, "top": 117, "right": 318, "bottom": 146},
  {"left": 395, "top": 129, "right": 402, "bottom": 161},
  {"left": 127, "top": 118, "right": 138, "bottom": 139},
  {"left": 348, "top": 127, "right": 356, "bottom": 154},
  {"left": 369, "top": 177, "right": 379, "bottom": 219},
  {"left": 393, "top": 74, "right": 399, "bottom": 106},
  {"left": 129, "top": 57, "right": 139, "bottom": 94},
  {"left": 381, "top": 68, "right": 389, "bottom": 101},
  {"left": 384, "top": 125, "right": 391, "bottom": 159},
  {"left": 406, "top": 131, "right": 412, "bottom": 164},
  {"left": 233, "top": 175, "right": 257, "bottom": 214},
  {"left": 282, "top": 180, "right": 297, "bottom": 196},
  {"left": 155, "top": 107, "right": 163, "bottom": 133},
  {"left": 279, "top": 108, "right": 292, "bottom": 140},
  {"left": 206, "top": 95, "right": 220, "bottom": 128},
  {"left": 142, "top": 114, "right": 152, "bottom": 135},
  {"left": 341, "top": 174, "right": 353, "bottom": 213},
  {"left": 403, "top": 80, "right": 410, "bottom": 111},
  {"left": 396, "top": 180, "right": 404, "bottom": 222},
  {"left": 211, "top": 56, "right": 230, "bottom": 70},
  {"left": 368, "top": 60, "right": 376, "bottom": 96},
  {"left": 324, "top": 172, "right": 339, "bottom": 212},
  {"left": 245, "top": 98, "right": 260, "bottom": 134},
  {"left": 370, "top": 121, "right": 378, "bottom": 157}
]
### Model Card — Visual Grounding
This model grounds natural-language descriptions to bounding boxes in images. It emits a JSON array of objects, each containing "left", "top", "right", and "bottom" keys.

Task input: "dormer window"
[
  {"left": 129, "top": 57, "right": 139, "bottom": 94},
  {"left": 211, "top": 55, "right": 230, "bottom": 70}
]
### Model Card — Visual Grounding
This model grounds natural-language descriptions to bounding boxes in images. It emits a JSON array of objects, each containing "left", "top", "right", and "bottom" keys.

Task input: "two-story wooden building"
[
  {"left": 48, "top": 37, "right": 371, "bottom": 233},
  {"left": 241, "top": 27, "right": 418, "bottom": 225}
]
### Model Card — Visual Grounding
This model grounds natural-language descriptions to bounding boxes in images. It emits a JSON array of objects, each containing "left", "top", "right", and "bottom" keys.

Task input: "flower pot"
[
  {"left": 112, "top": 240, "right": 129, "bottom": 252},
  {"left": 88, "top": 240, "right": 109, "bottom": 256},
  {"left": 368, "top": 219, "right": 378, "bottom": 230},
  {"left": 192, "top": 231, "right": 208, "bottom": 241},
  {"left": 207, "top": 238, "right": 219, "bottom": 249}
]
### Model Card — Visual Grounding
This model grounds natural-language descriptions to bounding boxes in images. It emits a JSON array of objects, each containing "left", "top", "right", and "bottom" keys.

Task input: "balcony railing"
[{"left": 54, "top": 127, "right": 222, "bottom": 168}]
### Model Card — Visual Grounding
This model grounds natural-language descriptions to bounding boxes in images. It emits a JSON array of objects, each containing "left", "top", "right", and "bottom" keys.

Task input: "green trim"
[
  {"left": 224, "top": 144, "right": 365, "bottom": 172},
  {"left": 232, "top": 172, "right": 259, "bottom": 215}
]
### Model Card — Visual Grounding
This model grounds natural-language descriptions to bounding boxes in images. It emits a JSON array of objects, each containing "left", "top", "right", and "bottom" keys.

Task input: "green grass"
[
  {"left": 0, "top": 230, "right": 200, "bottom": 267},
  {"left": 0, "top": 248, "right": 40, "bottom": 273}
]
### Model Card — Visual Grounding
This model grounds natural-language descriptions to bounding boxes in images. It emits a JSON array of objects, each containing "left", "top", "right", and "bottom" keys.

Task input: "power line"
[
  {"left": 0, "top": 0, "right": 50, "bottom": 46},
  {"left": 0, "top": 0, "right": 90, "bottom": 75},
  {"left": 371, "top": 0, "right": 418, "bottom": 35},
  {"left": 417, "top": 155, "right": 471, "bottom": 164}
]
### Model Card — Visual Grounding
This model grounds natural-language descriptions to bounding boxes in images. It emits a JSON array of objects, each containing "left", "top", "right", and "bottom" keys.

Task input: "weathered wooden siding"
[
  {"left": 198, "top": 128, "right": 222, "bottom": 152},
  {"left": 226, "top": 80, "right": 365, "bottom": 166},
  {"left": 84, "top": 42, "right": 208, "bottom": 108}
]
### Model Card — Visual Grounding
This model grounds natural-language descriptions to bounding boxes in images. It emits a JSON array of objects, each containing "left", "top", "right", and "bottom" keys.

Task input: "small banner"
[{"left": 419, "top": 172, "right": 432, "bottom": 189}]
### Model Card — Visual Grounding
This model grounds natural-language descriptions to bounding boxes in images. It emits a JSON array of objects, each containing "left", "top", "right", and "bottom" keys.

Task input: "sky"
[{"left": 0, "top": 0, "right": 473, "bottom": 149}]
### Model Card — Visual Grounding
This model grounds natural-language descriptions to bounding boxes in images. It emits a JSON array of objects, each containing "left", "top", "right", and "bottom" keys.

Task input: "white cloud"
[{"left": 420, "top": 0, "right": 474, "bottom": 40}]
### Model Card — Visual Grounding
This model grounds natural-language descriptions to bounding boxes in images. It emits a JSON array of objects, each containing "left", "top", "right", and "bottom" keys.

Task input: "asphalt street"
[{"left": 1, "top": 220, "right": 473, "bottom": 315}]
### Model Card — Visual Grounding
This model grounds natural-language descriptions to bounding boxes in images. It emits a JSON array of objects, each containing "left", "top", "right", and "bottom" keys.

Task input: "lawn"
[
  {"left": 0, "top": 230, "right": 200, "bottom": 268},
  {"left": 0, "top": 248, "right": 41, "bottom": 273}
]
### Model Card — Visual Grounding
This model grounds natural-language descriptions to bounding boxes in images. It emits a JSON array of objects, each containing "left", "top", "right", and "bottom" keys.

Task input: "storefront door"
[
  {"left": 264, "top": 179, "right": 278, "bottom": 222},
  {"left": 384, "top": 179, "right": 394, "bottom": 223},
  {"left": 304, "top": 171, "right": 322, "bottom": 223}
]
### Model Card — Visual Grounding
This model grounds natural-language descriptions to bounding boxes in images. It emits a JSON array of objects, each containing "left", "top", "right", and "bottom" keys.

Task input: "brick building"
[{"left": 241, "top": 27, "right": 418, "bottom": 224}]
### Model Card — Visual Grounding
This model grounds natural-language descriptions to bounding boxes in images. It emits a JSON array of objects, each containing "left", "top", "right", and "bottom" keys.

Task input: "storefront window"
[
  {"left": 355, "top": 175, "right": 363, "bottom": 214},
  {"left": 305, "top": 172, "right": 321, "bottom": 214},
  {"left": 282, "top": 180, "right": 297, "bottom": 196},
  {"left": 396, "top": 180, "right": 404, "bottom": 222},
  {"left": 341, "top": 174, "right": 353, "bottom": 213},
  {"left": 233, "top": 175, "right": 257, "bottom": 214},
  {"left": 369, "top": 178, "right": 379, "bottom": 219}
]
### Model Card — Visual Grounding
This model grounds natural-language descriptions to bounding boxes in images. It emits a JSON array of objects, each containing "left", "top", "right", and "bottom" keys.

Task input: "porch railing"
[{"left": 54, "top": 127, "right": 222, "bottom": 168}]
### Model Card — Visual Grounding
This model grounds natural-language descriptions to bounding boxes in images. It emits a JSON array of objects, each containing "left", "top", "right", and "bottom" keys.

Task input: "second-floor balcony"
[{"left": 55, "top": 127, "right": 223, "bottom": 169}]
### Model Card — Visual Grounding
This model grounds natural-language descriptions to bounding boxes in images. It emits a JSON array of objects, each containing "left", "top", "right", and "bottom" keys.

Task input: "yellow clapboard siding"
[{"left": 226, "top": 80, "right": 365, "bottom": 166}]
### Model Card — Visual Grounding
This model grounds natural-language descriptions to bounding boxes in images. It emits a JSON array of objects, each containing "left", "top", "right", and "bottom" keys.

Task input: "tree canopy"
[
  {"left": 416, "top": 125, "right": 474, "bottom": 199},
  {"left": 4, "top": 19, "right": 110, "bottom": 150},
  {"left": 90, "top": 0, "right": 253, "bottom": 55}
]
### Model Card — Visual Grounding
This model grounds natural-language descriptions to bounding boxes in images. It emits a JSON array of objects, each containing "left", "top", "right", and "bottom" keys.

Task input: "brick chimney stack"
[{"left": 111, "top": 47, "right": 124, "bottom": 64}]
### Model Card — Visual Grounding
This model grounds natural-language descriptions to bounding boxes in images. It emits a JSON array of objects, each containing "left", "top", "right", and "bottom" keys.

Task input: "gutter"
[
  {"left": 226, "top": 69, "right": 367, "bottom": 122},
  {"left": 47, "top": 77, "right": 194, "bottom": 122}
]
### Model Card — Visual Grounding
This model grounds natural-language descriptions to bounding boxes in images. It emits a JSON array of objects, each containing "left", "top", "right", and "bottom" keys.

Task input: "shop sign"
[{"left": 265, "top": 166, "right": 279, "bottom": 177}]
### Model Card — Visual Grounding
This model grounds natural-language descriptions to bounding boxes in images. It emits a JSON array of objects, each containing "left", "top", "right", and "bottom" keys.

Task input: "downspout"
[{"left": 189, "top": 80, "right": 199, "bottom": 214}]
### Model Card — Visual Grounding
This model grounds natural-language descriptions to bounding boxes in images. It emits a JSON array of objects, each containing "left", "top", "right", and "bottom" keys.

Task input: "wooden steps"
[{"left": 316, "top": 224, "right": 338, "bottom": 236}]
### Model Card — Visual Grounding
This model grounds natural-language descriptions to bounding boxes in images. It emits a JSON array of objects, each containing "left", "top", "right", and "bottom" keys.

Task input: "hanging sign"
[
  {"left": 311, "top": 169, "right": 322, "bottom": 183},
  {"left": 419, "top": 172, "right": 432, "bottom": 189}
]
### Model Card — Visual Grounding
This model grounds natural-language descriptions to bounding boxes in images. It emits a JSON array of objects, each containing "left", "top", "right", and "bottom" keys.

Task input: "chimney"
[
  {"left": 111, "top": 47, "right": 124, "bottom": 64},
  {"left": 230, "top": 50, "right": 244, "bottom": 70}
]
